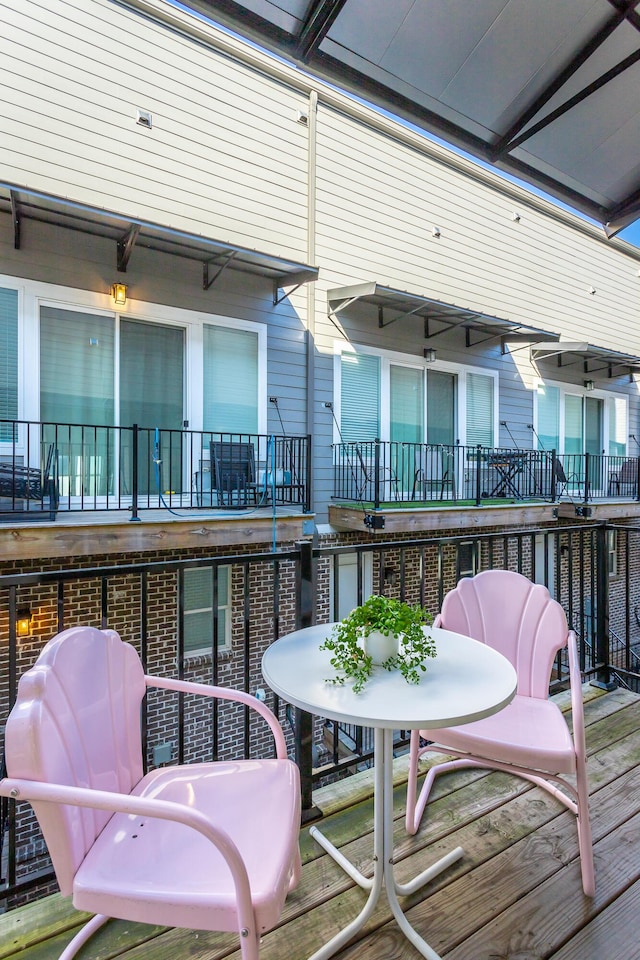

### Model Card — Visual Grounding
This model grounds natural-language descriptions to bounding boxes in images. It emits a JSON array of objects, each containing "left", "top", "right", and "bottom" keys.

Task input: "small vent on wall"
[
  {"left": 296, "top": 109, "right": 309, "bottom": 125},
  {"left": 136, "top": 109, "right": 153, "bottom": 129}
]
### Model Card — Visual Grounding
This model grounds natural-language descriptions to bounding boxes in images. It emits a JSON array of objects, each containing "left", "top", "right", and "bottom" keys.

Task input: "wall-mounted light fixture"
[
  {"left": 16, "top": 606, "right": 32, "bottom": 638},
  {"left": 111, "top": 282, "right": 128, "bottom": 306},
  {"left": 423, "top": 347, "right": 437, "bottom": 362},
  {"left": 432, "top": 226, "right": 441, "bottom": 238},
  {"left": 584, "top": 380, "right": 595, "bottom": 391}
]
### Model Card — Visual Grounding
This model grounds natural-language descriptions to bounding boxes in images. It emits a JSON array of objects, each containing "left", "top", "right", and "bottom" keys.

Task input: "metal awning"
[
  {"left": 191, "top": 0, "right": 640, "bottom": 235},
  {"left": 531, "top": 340, "right": 640, "bottom": 379},
  {"left": 0, "top": 184, "right": 318, "bottom": 303},
  {"left": 327, "top": 282, "right": 559, "bottom": 348}
]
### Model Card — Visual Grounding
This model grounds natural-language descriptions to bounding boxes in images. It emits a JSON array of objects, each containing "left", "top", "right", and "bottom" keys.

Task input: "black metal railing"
[
  {"left": 2, "top": 523, "right": 640, "bottom": 903},
  {"left": 0, "top": 420, "right": 311, "bottom": 519},
  {"left": 332, "top": 440, "right": 640, "bottom": 508}
]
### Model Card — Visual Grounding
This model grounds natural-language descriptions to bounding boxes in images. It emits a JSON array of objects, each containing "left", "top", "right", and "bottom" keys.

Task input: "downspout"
[{"left": 305, "top": 90, "right": 318, "bottom": 509}]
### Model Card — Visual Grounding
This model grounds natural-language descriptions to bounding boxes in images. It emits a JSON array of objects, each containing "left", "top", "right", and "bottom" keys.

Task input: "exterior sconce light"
[
  {"left": 584, "top": 380, "right": 595, "bottom": 391},
  {"left": 16, "top": 606, "right": 32, "bottom": 638},
  {"left": 111, "top": 282, "right": 128, "bottom": 306},
  {"left": 423, "top": 348, "right": 437, "bottom": 362}
]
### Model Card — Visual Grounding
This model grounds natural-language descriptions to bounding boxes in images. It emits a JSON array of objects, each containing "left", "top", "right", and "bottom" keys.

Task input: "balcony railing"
[
  {"left": 2, "top": 523, "right": 640, "bottom": 903},
  {"left": 0, "top": 420, "right": 311, "bottom": 518},
  {"left": 332, "top": 440, "right": 640, "bottom": 509}
]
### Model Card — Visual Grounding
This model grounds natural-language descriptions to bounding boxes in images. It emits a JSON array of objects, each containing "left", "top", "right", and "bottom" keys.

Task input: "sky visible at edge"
[{"left": 173, "top": 1, "right": 640, "bottom": 251}]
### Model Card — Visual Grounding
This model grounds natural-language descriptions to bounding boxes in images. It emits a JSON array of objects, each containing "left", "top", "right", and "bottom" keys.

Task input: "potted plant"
[{"left": 320, "top": 594, "right": 436, "bottom": 693}]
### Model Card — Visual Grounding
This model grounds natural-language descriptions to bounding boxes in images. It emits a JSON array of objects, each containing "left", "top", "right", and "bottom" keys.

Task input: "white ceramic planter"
[{"left": 363, "top": 629, "right": 400, "bottom": 665}]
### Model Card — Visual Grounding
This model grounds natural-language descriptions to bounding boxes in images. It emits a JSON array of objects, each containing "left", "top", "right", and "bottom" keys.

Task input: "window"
[
  {"left": 182, "top": 565, "right": 231, "bottom": 655},
  {"left": 535, "top": 380, "right": 627, "bottom": 458},
  {"left": 0, "top": 287, "right": 18, "bottom": 442},
  {"left": 536, "top": 383, "right": 560, "bottom": 451},
  {"left": 337, "top": 346, "right": 495, "bottom": 448},
  {"left": 203, "top": 325, "right": 259, "bottom": 433},
  {"left": 608, "top": 530, "right": 618, "bottom": 577},
  {"left": 340, "top": 352, "right": 380, "bottom": 443},
  {"left": 466, "top": 373, "right": 494, "bottom": 447},
  {"left": 457, "top": 541, "right": 479, "bottom": 579}
]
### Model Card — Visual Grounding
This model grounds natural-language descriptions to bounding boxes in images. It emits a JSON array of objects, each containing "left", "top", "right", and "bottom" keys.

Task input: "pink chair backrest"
[
  {"left": 5, "top": 626, "right": 146, "bottom": 895},
  {"left": 439, "top": 570, "right": 568, "bottom": 698}
]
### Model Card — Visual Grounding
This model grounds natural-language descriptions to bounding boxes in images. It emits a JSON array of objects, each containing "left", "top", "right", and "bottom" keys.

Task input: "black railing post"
[
  {"left": 304, "top": 434, "right": 312, "bottom": 513},
  {"left": 583, "top": 452, "right": 590, "bottom": 503},
  {"left": 130, "top": 424, "right": 140, "bottom": 521},
  {"left": 475, "top": 445, "right": 482, "bottom": 505},
  {"left": 374, "top": 439, "right": 381, "bottom": 509},
  {"left": 636, "top": 456, "right": 640, "bottom": 502},
  {"left": 593, "top": 523, "right": 616, "bottom": 690},
  {"left": 295, "top": 540, "right": 319, "bottom": 819},
  {"left": 551, "top": 450, "right": 558, "bottom": 501}
]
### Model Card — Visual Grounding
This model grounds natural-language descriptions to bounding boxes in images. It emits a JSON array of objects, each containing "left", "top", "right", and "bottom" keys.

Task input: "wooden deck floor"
[{"left": 3, "top": 684, "right": 640, "bottom": 960}]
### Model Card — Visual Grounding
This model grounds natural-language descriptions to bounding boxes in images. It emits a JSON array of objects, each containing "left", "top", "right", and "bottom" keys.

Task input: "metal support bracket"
[
  {"left": 273, "top": 269, "right": 316, "bottom": 305},
  {"left": 203, "top": 250, "right": 237, "bottom": 290},
  {"left": 117, "top": 224, "right": 140, "bottom": 273},
  {"left": 9, "top": 190, "right": 20, "bottom": 250}
]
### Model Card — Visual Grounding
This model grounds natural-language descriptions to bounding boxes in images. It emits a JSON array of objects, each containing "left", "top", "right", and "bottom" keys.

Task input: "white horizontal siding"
[
  {"left": 315, "top": 106, "right": 640, "bottom": 352},
  {"left": 0, "top": 0, "right": 310, "bottom": 258}
]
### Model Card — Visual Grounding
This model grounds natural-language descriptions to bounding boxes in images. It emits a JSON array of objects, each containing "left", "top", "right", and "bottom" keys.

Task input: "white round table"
[{"left": 262, "top": 624, "right": 517, "bottom": 960}]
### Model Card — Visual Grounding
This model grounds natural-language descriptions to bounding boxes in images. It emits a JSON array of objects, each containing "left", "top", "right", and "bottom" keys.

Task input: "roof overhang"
[
  {"left": 327, "top": 282, "right": 558, "bottom": 348},
  {"left": 0, "top": 184, "right": 318, "bottom": 302},
  {"left": 531, "top": 341, "right": 640, "bottom": 380},
  {"left": 187, "top": 0, "right": 640, "bottom": 233}
]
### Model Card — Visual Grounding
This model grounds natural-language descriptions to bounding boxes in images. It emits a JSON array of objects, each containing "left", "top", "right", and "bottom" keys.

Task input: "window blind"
[
  {"left": 340, "top": 352, "right": 380, "bottom": 443},
  {"left": 0, "top": 288, "right": 18, "bottom": 441},
  {"left": 466, "top": 373, "right": 494, "bottom": 447},
  {"left": 564, "top": 395, "right": 583, "bottom": 455},
  {"left": 120, "top": 320, "right": 184, "bottom": 429},
  {"left": 40, "top": 307, "right": 115, "bottom": 424},
  {"left": 183, "top": 565, "right": 230, "bottom": 654},
  {"left": 427, "top": 371, "right": 456, "bottom": 445},
  {"left": 536, "top": 383, "right": 560, "bottom": 451},
  {"left": 390, "top": 365, "right": 423, "bottom": 443},
  {"left": 204, "top": 325, "right": 258, "bottom": 433},
  {"left": 609, "top": 398, "right": 627, "bottom": 456}
]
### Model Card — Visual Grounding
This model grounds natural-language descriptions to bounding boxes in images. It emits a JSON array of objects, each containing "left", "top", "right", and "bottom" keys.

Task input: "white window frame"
[
  {"left": 0, "top": 272, "right": 268, "bottom": 437},
  {"left": 533, "top": 377, "right": 628, "bottom": 457},
  {"left": 333, "top": 341, "right": 499, "bottom": 447},
  {"left": 181, "top": 564, "right": 232, "bottom": 657}
]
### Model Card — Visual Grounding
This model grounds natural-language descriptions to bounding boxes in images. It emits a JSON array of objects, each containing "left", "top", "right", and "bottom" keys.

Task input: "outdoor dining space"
[{"left": 2, "top": 680, "right": 639, "bottom": 960}]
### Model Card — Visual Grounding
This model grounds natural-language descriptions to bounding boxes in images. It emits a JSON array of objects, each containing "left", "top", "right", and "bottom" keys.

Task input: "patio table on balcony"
[{"left": 262, "top": 624, "right": 517, "bottom": 960}]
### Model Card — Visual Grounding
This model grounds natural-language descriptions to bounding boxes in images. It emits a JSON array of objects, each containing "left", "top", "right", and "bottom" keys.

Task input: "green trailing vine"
[{"left": 320, "top": 594, "right": 436, "bottom": 693}]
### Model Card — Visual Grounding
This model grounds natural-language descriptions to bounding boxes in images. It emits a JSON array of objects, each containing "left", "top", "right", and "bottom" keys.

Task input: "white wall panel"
[
  {"left": 314, "top": 106, "right": 640, "bottom": 353},
  {"left": 0, "top": 0, "right": 310, "bottom": 259}
]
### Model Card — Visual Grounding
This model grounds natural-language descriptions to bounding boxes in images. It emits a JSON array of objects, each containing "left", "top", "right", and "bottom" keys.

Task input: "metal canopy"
[
  {"left": 193, "top": 0, "right": 640, "bottom": 235},
  {"left": 0, "top": 184, "right": 318, "bottom": 300},
  {"left": 327, "top": 281, "right": 558, "bottom": 347},
  {"left": 531, "top": 340, "right": 640, "bottom": 379}
]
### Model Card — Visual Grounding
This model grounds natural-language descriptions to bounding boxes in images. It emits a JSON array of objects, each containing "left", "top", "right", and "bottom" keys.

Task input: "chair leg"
[
  {"left": 406, "top": 739, "right": 479, "bottom": 836},
  {"left": 59, "top": 914, "right": 109, "bottom": 960},
  {"left": 576, "top": 763, "right": 595, "bottom": 897}
]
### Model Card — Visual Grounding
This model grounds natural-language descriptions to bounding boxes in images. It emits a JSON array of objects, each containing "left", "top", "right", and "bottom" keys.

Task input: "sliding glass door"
[{"left": 120, "top": 319, "right": 184, "bottom": 497}]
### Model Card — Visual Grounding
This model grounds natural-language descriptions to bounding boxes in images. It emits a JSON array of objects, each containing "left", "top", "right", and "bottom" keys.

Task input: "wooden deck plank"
[
  {"left": 2, "top": 688, "right": 640, "bottom": 960},
  {"left": 550, "top": 879, "right": 640, "bottom": 960}
]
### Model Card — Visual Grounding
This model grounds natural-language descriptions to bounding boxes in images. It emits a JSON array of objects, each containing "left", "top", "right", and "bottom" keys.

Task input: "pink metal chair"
[
  {"left": 0, "top": 626, "right": 301, "bottom": 960},
  {"left": 405, "top": 570, "right": 595, "bottom": 897}
]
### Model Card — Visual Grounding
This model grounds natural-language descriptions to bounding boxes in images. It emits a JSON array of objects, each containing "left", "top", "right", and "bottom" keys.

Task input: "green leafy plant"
[{"left": 320, "top": 594, "right": 436, "bottom": 693}]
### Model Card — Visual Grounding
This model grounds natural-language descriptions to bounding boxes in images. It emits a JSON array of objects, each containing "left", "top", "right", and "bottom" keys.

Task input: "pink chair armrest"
[
  {"left": 0, "top": 775, "right": 255, "bottom": 929},
  {"left": 145, "top": 675, "right": 288, "bottom": 759}
]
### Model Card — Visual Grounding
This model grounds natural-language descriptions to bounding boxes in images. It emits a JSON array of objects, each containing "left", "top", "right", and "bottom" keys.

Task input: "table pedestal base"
[{"left": 308, "top": 728, "right": 463, "bottom": 960}]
